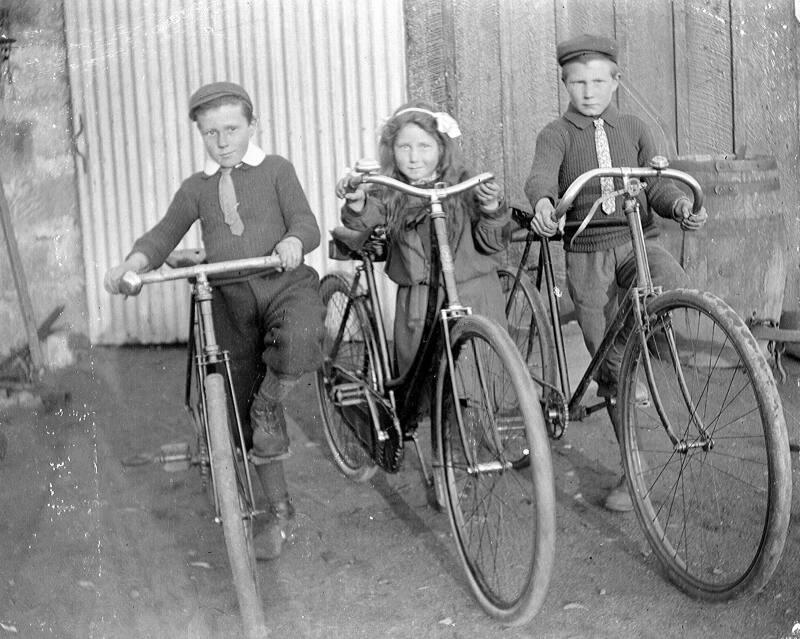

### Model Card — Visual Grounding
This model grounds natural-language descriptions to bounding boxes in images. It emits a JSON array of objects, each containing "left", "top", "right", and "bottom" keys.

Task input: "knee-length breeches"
[{"left": 210, "top": 265, "right": 325, "bottom": 448}]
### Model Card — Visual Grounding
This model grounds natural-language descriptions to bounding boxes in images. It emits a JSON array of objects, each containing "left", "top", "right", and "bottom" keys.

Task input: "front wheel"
[
  {"left": 205, "top": 373, "right": 268, "bottom": 639},
  {"left": 618, "top": 289, "right": 792, "bottom": 601},
  {"left": 435, "top": 314, "right": 556, "bottom": 626}
]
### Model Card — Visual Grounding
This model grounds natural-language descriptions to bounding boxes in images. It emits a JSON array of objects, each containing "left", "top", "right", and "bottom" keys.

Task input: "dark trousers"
[
  {"left": 211, "top": 264, "right": 325, "bottom": 449},
  {"left": 565, "top": 238, "right": 689, "bottom": 392}
]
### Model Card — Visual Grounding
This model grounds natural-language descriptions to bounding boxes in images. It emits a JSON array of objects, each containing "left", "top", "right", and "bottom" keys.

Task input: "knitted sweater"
[
  {"left": 131, "top": 155, "right": 320, "bottom": 268},
  {"left": 524, "top": 102, "right": 685, "bottom": 252}
]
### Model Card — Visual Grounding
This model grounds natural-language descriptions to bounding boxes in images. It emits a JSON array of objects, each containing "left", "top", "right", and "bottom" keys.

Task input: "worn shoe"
[
  {"left": 254, "top": 522, "right": 285, "bottom": 561},
  {"left": 596, "top": 379, "right": 649, "bottom": 406},
  {"left": 254, "top": 500, "right": 295, "bottom": 561},
  {"left": 603, "top": 475, "right": 633, "bottom": 513}
]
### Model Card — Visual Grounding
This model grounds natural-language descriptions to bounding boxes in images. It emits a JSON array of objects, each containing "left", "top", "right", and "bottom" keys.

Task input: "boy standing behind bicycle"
[
  {"left": 525, "top": 35, "right": 708, "bottom": 512},
  {"left": 104, "top": 81, "right": 325, "bottom": 559}
]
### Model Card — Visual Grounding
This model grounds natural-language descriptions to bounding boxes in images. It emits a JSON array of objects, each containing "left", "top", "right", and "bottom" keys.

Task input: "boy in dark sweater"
[
  {"left": 105, "top": 82, "right": 325, "bottom": 558},
  {"left": 524, "top": 35, "right": 707, "bottom": 512}
]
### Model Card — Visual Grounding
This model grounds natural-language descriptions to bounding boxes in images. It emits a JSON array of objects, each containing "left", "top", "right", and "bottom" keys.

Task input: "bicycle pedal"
[
  {"left": 333, "top": 382, "right": 367, "bottom": 406},
  {"left": 158, "top": 442, "right": 191, "bottom": 472}
]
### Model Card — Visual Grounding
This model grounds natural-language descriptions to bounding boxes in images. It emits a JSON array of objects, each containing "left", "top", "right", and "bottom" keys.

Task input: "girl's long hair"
[{"left": 377, "top": 100, "right": 473, "bottom": 240}]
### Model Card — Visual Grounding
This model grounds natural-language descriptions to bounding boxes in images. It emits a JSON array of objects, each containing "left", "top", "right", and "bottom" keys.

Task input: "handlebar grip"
[
  {"left": 339, "top": 159, "right": 381, "bottom": 192},
  {"left": 119, "top": 271, "right": 143, "bottom": 296},
  {"left": 354, "top": 158, "right": 381, "bottom": 174}
]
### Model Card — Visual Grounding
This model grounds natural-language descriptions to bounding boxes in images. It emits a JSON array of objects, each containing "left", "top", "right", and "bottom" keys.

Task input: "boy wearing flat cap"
[
  {"left": 105, "top": 81, "right": 325, "bottom": 558},
  {"left": 525, "top": 34, "right": 707, "bottom": 512}
]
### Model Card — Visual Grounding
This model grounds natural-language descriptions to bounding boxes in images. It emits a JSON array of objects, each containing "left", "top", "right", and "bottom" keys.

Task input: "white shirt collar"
[{"left": 203, "top": 141, "right": 266, "bottom": 175}]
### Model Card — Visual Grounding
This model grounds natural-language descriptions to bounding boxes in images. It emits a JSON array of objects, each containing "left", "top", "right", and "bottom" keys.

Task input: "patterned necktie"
[
  {"left": 593, "top": 118, "right": 615, "bottom": 214},
  {"left": 218, "top": 167, "right": 244, "bottom": 235}
]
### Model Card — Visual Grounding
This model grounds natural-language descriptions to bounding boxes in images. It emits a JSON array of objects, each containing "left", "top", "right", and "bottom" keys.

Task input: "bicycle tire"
[
  {"left": 618, "top": 289, "right": 792, "bottom": 601},
  {"left": 316, "top": 273, "right": 378, "bottom": 482},
  {"left": 205, "top": 373, "right": 268, "bottom": 639},
  {"left": 435, "top": 314, "right": 556, "bottom": 626},
  {"left": 497, "top": 267, "right": 559, "bottom": 395}
]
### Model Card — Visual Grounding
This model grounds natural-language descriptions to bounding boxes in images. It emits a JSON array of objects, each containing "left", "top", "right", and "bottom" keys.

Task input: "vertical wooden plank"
[
  {"left": 730, "top": 0, "right": 800, "bottom": 313},
  {"left": 404, "top": 0, "right": 455, "bottom": 107},
  {"left": 497, "top": 0, "right": 559, "bottom": 204},
  {"left": 794, "top": 8, "right": 800, "bottom": 313},
  {"left": 615, "top": 0, "right": 678, "bottom": 157},
  {"left": 672, "top": 0, "right": 690, "bottom": 156},
  {"left": 448, "top": 0, "right": 505, "bottom": 181},
  {"left": 675, "top": 0, "right": 733, "bottom": 154}
]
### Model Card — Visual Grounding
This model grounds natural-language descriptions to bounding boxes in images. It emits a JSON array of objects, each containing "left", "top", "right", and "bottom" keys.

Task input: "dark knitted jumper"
[
  {"left": 524, "top": 102, "right": 686, "bottom": 252},
  {"left": 131, "top": 154, "right": 320, "bottom": 266}
]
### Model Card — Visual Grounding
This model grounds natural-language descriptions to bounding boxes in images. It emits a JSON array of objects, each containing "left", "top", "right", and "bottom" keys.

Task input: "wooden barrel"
[{"left": 659, "top": 155, "right": 787, "bottom": 324}]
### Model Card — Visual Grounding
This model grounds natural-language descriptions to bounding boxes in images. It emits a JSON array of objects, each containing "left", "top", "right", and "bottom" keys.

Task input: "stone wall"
[{"left": 0, "top": 0, "right": 85, "bottom": 368}]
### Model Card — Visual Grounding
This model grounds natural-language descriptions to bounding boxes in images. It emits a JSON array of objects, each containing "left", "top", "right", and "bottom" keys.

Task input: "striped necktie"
[
  {"left": 218, "top": 167, "right": 244, "bottom": 235},
  {"left": 593, "top": 118, "right": 615, "bottom": 214}
]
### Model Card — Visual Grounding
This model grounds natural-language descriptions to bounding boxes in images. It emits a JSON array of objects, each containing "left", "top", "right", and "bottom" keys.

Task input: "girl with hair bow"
[{"left": 338, "top": 100, "right": 512, "bottom": 379}]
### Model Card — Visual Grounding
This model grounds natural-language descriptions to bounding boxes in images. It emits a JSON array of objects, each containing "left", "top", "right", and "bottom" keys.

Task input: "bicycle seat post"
[{"left": 193, "top": 273, "right": 222, "bottom": 363}]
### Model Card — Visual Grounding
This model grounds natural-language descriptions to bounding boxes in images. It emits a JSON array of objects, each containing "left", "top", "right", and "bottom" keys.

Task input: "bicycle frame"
[
  {"left": 323, "top": 171, "right": 498, "bottom": 473},
  {"left": 328, "top": 173, "right": 495, "bottom": 392},
  {"left": 510, "top": 162, "right": 706, "bottom": 441},
  {"left": 121, "top": 254, "right": 281, "bottom": 517}
]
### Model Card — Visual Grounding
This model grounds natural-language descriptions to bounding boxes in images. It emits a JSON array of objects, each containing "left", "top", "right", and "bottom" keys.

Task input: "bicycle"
[
  {"left": 500, "top": 157, "right": 792, "bottom": 601},
  {"left": 120, "top": 251, "right": 281, "bottom": 639},
  {"left": 316, "top": 161, "right": 556, "bottom": 626}
]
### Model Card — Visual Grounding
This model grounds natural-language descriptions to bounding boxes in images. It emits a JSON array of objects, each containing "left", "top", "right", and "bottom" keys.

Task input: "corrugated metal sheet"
[{"left": 64, "top": 0, "right": 405, "bottom": 344}]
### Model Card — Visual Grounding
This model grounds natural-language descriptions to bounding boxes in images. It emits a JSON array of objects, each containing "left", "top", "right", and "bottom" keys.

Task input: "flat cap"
[
  {"left": 556, "top": 34, "right": 618, "bottom": 66},
  {"left": 188, "top": 81, "right": 252, "bottom": 119}
]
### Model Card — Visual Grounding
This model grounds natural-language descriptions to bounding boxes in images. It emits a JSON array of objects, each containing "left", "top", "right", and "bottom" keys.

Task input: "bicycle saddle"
[{"left": 329, "top": 226, "right": 386, "bottom": 262}]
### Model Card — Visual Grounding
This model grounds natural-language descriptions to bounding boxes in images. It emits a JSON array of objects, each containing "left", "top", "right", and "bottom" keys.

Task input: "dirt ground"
[{"left": 1, "top": 322, "right": 799, "bottom": 639}]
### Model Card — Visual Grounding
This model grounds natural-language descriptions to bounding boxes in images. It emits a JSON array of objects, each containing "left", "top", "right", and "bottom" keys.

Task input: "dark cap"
[
  {"left": 556, "top": 34, "right": 618, "bottom": 66},
  {"left": 188, "top": 82, "right": 252, "bottom": 120}
]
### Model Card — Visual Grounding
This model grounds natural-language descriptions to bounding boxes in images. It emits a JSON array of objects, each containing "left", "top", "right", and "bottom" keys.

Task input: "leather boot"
[
  {"left": 253, "top": 461, "right": 295, "bottom": 560},
  {"left": 249, "top": 370, "right": 298, "bottom": 462}
]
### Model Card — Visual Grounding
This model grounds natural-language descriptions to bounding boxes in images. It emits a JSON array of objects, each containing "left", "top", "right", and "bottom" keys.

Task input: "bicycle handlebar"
[
  {"left": 552, "top": 164, "right": 704, "bottom": 220},
  {"left": 119, "top": 255, "right": 282, "bottom": 296},
  {"left": 347, "top": 168, "right": 495, "bottom": 201}
]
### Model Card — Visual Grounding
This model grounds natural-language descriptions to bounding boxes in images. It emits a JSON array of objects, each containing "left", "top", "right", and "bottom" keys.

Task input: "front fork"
[
  {"left": 634, "top": 293, "right": 712, "bottom": 451},
  {"left": 439, "top": 308, "right": 514, "bottom": 475},
  {"left": 191, "top": 275, "right": 262, "bottom": 521}
]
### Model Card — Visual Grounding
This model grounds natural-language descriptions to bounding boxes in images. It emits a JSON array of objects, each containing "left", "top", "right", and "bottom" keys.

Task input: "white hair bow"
[{"left": 391, "top": 107, "right": 462, "bottom": 138}]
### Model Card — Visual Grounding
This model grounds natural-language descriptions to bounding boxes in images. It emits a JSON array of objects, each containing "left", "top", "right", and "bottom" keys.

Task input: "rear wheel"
[
  {"left": 619, "top": 289, "right": 791, "bottom": 601},
  {"left": 497, "top": 266, "right": 558, "bottom": 394},
  {"left": 315, "top": 274, "right": 378, "bottom": 482},
  {"left": 205, "top": 373, "right": 267, "bottom": 639},
  {"left": 435, "top": 314, "right": 555, "bottom": 626}
]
